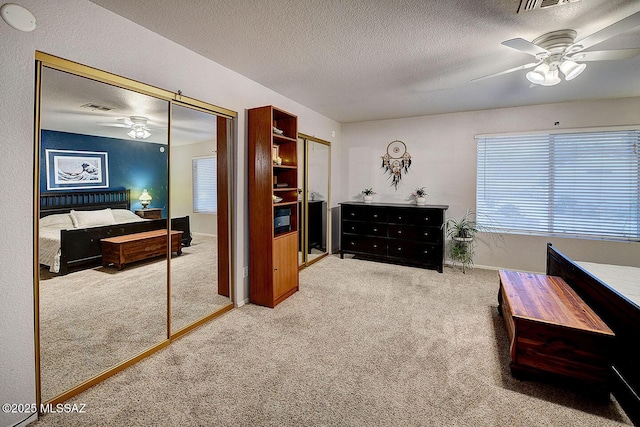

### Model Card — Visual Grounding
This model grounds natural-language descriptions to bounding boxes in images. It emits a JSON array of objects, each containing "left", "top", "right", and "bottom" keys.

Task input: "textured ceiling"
[
  {"left": 88, "top": 0, "right": 640, "bottom": 123},
  {"left": 41, "top": 67, "right": 217, "bottom": 145}
]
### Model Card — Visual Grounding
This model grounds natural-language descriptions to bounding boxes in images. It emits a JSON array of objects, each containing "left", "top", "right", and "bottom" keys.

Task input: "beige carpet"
[
  {"left": 34, "top": 255, "right": 631, "bottom": 426},
  {"left": 38, "top": 234, "right": 230, "bottom": 402}
]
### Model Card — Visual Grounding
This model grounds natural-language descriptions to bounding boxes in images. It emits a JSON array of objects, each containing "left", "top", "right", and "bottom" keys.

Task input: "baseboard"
[
  {"left": 446, "top": 261, "right": 543, "bottom": 275},
  {"left": 235, "top": 298, "right": 249, "bottom": 308},
  {"left": 10, "top": 412, "right": 37, "bottom": 427}
]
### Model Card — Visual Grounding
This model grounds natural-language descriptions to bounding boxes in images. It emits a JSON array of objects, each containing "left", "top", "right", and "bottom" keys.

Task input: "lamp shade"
[
  {"left": 539, "top": 68, "right": 561, "bottom": 86},
  {"left": 139, "top": 189, "right": 152, "bottom": 208},
  {"left": 525, "top": 63, "right": 549, "bottom": 84},
  {"left": 559, "top": 60, "right": 586, "bottom": 80}
]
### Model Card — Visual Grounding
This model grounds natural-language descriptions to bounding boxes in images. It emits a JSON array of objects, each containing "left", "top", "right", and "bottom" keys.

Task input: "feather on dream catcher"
[{"left": 381, "top": 140, "right": 411, "bottom": 190}]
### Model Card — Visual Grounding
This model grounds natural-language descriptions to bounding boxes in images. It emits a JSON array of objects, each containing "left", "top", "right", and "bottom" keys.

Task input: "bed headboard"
[{"left": 40, "top": 189, "right": 131, "bottom": 217}]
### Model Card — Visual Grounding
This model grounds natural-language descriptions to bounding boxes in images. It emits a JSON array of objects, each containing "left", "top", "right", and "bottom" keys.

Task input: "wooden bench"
[
  {"left": 101, "top": 229, "right": 183, "bottom": 270},
  {"left": 497, "top": 270, "right": 615, "bottom": 394}
]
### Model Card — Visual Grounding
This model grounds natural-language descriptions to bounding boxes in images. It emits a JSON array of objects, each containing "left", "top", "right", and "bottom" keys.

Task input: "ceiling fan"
[
  {"left": 474, "top": 10, "right": 640, "bottom": 86},
  {"left": 99, "top": 116, "right": 154, "bottom": 139}
]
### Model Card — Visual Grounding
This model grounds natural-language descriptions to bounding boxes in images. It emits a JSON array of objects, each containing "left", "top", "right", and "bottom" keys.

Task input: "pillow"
[
  {"left": 112, "top": 209, "right": 145, "bottom": 223},
  {"left": 40, "top": 213, "right": 74, "bottom": 229},
  {"left": 70, "top": 208, "right": 116, "bottom": 228}
]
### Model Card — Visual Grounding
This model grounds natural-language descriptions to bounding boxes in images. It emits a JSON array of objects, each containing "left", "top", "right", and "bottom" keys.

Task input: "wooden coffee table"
[{"left": 101, "top": 229, "right": 183, "bottom": 270}]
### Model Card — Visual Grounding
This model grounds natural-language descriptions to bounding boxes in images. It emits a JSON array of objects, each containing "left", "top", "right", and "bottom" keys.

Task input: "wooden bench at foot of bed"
[
  {"left": 498, "top": 270, "right": 615, "bottom": 396},
  {"left": 101, "top": 229, "right": 183, "bottom": 270}
]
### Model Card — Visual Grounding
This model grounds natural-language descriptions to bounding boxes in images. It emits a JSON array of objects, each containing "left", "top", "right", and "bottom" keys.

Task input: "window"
[
  {"left": 192, "top": 156, "right": 217, "bottom": 214},
  {"left": 476, "top": 130, "right": 640, "bottom": 241}
]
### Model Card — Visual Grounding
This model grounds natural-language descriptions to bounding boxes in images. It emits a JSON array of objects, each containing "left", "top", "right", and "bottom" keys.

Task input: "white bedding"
[
  {"left": 39, "top": 209, "right": 146, "bottom": 273},
  {"left": 576, "top": 261, "right": 640, "bottom": 307}
]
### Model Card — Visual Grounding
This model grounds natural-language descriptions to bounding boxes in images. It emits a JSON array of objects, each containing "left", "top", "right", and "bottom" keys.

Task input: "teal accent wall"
[{"left": 40, "top": 130, "right": 168, "bottom": 216}]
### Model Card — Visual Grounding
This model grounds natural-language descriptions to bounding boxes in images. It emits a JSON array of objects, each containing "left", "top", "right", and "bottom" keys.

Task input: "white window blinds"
[
  {"left": 476, "top": 130, "right": 640, "bottom": 241},
  {"left": 192, "top": 156, "right": 217, "bottom": 214}
]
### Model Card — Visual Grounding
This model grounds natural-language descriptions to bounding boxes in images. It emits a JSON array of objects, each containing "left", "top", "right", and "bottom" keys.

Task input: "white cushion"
[
  {"left": 40, "top": 213, "right": 74, "bottom": 229},
  {"left": 112, "top": 209, "right": 145, "bottom": 223},
  {"left": 70, "top": 208, "right": 116, "bottom": 228}
]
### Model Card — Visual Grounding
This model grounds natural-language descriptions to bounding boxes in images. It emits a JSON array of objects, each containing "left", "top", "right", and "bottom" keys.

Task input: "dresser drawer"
[
  {"left": 387, "top": 241, "right": 440, "bottom": 262},
  {"left": 388, "top": 208, "right": 442, "bottom": 227},
  {"left": 342, "top": 205, "right": 388, "bottom": 223},
  {"left": 343, "top": 221, "right": 387, "bottom": 237},
  {"left": 388, "top": 225, "right": 442, "bottom": 243},
  {"left": 342, "top": 235, "right": 387, "bottom": 256}
]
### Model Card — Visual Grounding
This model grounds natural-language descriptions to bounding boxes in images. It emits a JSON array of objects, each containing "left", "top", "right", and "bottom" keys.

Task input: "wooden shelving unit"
[{"left": 248, "top": 105, "right": 299, "bottom": 307}]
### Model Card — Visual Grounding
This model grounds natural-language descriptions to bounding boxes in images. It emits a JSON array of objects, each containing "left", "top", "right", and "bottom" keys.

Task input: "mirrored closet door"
[
  {"left": 35, "top": 52, "right": 235, "bottom": 406},
  {"left": 37, "top": 66, "right": 171, "bottom": 403},
  {"left": 169, "top": 104, "right": 233, "bottom": 335},
  {"left": 297, "top": 134, "right": 331, "bottom": 267}
]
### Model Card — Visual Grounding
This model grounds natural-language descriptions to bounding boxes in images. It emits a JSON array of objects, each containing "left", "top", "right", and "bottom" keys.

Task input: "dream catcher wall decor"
[{"left": 381, "top": 140, "right": 411, "bottom": 190}]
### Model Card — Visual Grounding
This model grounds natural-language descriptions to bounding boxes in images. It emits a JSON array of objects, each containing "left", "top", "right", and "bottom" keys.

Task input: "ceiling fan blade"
[
  {"left": 96, "top": 122, "right": 129, "bottom": 128},
  {"left": 571, "top": 11, "right": 640, "bottom": 52},
  {"left": 568, "top": 48, "right": 640, "bottom": 62},
  {"left": 116, "top": 117, "right": 134, "bottom": 126},
  {"left": 501, "top": 38, "right": 550, "bottom": 57},
  {"left": 471, "top": 62, "right": 541, "bottom": 82}
]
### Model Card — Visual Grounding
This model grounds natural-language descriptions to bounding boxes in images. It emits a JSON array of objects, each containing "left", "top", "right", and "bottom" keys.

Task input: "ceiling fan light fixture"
[
  {"left": 559, "top": 60, "right": 586, "bottom": 80},
  {"left": 127, "top": 126, "right": 151, "bottom": 139},
  {"left": 125, "top": 116, "right": 152, "bottom": 139},
  {"left": 525, "top": 63, "right": 549, "bottom": 84}
]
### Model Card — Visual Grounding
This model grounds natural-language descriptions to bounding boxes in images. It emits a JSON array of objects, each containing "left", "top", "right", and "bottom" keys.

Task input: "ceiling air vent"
[
  {"left": 517, "top": 0, "right": 580, "bottom": 13},
  {"left": 80, "top": 103, "right": 114, "bottom": 112}
]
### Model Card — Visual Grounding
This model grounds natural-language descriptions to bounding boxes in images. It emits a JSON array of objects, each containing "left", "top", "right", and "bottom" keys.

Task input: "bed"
[
  {"left": 546, "top": 243, "right": 640, "bottom": 425},
  {"left": 39, "top": 189, "right": 192, "bottom": 275}
]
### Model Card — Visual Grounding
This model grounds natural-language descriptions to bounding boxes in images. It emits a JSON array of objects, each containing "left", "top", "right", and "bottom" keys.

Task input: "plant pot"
[
  {"left": 452, "top": 236, "right": 473, "bottom": 243},
  {"left": 364, "top": 195, "right": 373, "bottom": 203},
  {"left": 416, "top": 197, "right": 426, "bottom": 205}
]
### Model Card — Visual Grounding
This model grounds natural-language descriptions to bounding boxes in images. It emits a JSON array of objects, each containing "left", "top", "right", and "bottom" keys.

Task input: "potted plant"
[
  {"left": 444, "top": 209, "right": 483, "bottom": 273},
  {"left": 411, "top": 187, "right": 428, "bottom": 205},
  {"left": 362, "top": 187, "right": 376, "bottom": 203}
]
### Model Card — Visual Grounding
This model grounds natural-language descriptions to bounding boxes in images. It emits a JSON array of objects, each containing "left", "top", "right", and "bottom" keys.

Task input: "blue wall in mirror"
[{"left": 40, "top": 130, "right": 168, "bottom": 216}]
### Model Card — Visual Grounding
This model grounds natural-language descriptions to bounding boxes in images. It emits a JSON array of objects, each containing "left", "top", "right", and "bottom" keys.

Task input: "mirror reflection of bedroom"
[
  {"left": 36, "top": 61, "right": 233, "bottom": 404},
  {"left": 298, "top": 135, "right": 330, "bottom": 267},
  {"left": 170, "top": 104, "right": 232, "bottom": 333}
]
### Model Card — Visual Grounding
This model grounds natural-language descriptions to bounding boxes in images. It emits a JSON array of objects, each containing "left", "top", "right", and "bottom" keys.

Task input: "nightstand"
[{"left": 135, "top": 208, "right": 162, "bottom": 219}]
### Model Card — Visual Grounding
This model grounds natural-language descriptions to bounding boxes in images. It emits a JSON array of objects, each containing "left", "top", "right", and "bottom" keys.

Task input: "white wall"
[
  {"left": 171, "top": 141, "right": 218, "bottom": 235},
  {"left": 0, "top": 1, "right": 340, "bottom": 425},
  {"left": 340, "top": 97, "right": 640, "bottom": 273}
]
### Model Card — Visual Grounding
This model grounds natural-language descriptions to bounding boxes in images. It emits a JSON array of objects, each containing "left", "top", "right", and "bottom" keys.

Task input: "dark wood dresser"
[{"left": 339, "top": 202, "right": 448, "bottom": 272}]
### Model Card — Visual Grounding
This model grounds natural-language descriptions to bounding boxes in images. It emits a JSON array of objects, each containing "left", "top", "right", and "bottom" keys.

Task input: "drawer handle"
[
  {"left": 350, "top": 242, "right": 355, "bottom": 246},
  {"left": 397, "top": 230, "right": 402, "bottom": 234},
  {"left": 397, "top": 247, "right": 402, "bottom": 251},
  {"left": 373, "top": 244, "right": 377, "bottom": 248},
  {"left": 423, "top": 250, "right": 429, "bottom": 254},
  {"left": 373, "top": 214, "right": 378, "bottom": 218},
  {"left": 351, "top": 226, "right": 355, "bottom": 231},
  {"left": 373, "top": 228, "right": 377, "bottom": 232},
  {"left": 350, "top": 212, "right": 355, "bottom": 216},
  {"left": 424, "top": 217, "right": 429, "bottom": 221},
  {"left": 423, "top": 232, "right": 429, "bottom": 236}
]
